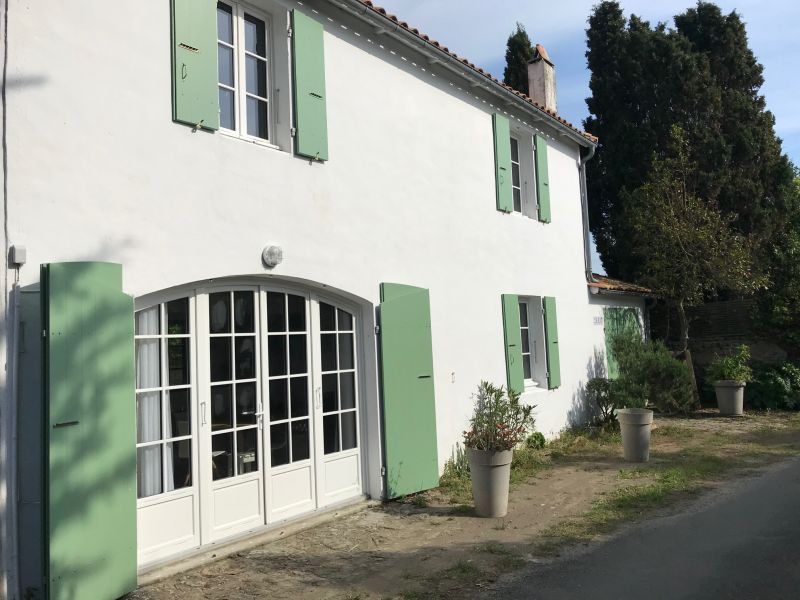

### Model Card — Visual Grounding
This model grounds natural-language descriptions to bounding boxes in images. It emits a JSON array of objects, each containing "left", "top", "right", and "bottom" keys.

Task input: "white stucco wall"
[{"left": 3, "top": 0, "right": 648, "bottom": 510}]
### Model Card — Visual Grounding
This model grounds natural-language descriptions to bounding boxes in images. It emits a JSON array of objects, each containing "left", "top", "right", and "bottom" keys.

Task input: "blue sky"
[{"left": 373, "top": 0, "right": 800, "bottom": 273}]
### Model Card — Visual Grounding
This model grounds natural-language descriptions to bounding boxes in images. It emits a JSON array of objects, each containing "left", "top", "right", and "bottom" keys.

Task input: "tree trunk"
[{"left": 676, "top": 299, "right": 689, "bottom": 353}]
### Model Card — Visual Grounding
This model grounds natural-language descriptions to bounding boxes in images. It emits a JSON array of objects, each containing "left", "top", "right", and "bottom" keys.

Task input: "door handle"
[
  {"left": 200, "top": 402, "right": 207, "bottom": 425},
  {"left": 315, "top": 387, "right": 322, "bottom": 410},
  {"left": 417, "top": 375, "right": 432, "bottom": 379}
]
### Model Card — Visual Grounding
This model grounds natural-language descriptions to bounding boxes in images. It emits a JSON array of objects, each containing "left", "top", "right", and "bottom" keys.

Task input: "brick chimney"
[{"left": 527, "top": 44, "right": 557, "bottom": 112}]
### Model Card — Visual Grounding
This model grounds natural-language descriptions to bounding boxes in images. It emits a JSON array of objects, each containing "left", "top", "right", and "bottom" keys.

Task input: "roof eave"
[{"left": 588, "top": 285, "right": 655, "bottom": 299}]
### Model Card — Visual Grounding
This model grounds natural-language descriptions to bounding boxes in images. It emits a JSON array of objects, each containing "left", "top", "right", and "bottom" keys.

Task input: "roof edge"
[{"left": 335, "top": 0, "right": 598, "bottom": 146}]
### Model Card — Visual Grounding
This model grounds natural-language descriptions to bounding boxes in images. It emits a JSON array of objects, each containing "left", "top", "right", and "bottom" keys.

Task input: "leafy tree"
[
  {"left": 503, "top": 23, "right": 534, "bottom": 95},
  {"left": 753, "top": 176, "right": 800, "bottom": 355},
  {"left": 584, "top": 2, "right": 795, "bottom": 283},
  {"left": 621, "top": 126, "right": 763, "bottom": 350}
]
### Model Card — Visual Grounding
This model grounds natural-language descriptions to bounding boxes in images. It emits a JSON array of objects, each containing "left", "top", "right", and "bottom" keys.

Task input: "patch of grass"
[
  {"left": 410, "top": 494, "right": 428, "bottom": 508},
  {"left": 438, "top": 464, "right": 472, "bottom": 506},
  {"left": 492, "top": 518, "right": 508, "bottom": 531},
  {"left": 439, "top": 560, "right": 483, "bottom": 584},
  {"left": 533, "top": 449, "right": 741, "bottom": 555},
  {"left": 477, "top": 541, "right": 513, "bottom": 556},
  {"left": 494, "top": 554, "right": 526, "bottom": 572},
  {"left": 652, "top": 424, "right": 694, "bottom": 440},
  {"left": 510, "top": 446, "right": 551, "bottom": 484},
  {"left": 546, "top": 426, "right": 622, "bottom": 459}
]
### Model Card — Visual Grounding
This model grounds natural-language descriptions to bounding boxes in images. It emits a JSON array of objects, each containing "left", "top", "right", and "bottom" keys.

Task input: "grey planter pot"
[
  {"left": 617, "top": 408, "right": 653, "bottom": 463},
  {"left": 467, "top": 447, "right": 513, "bottom": 518},
  {"left": 715, "top": 380, "right": 746, "bottom": 416}
]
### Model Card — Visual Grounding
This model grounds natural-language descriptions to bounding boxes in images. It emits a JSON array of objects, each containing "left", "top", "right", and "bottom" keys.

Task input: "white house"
[{"left": 0, "top": 1, "right": 648, "bottom": 598}]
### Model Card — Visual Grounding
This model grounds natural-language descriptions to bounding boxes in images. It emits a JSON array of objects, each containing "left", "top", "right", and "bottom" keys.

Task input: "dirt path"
[{"left": 130, "top": 412, "right": 800, "bottom": 600}]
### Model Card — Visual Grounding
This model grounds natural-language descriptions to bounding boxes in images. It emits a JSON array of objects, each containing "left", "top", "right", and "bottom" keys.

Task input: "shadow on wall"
[
  {"left": 18, "top": 263, "right": 137, "bottom": 600},
  {"left": 567, "top": 347, "right": 608, "bottom": 428}
]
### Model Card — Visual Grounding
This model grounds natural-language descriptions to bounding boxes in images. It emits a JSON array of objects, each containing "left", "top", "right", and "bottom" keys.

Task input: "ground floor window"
[{"left": 518, "top": 297, "right": 548, "bottom": 388}]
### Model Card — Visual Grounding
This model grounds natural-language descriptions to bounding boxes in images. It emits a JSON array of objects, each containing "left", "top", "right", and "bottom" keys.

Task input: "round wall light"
[{"left": 262, "top": 245, "right": 284, "bottom": 268}]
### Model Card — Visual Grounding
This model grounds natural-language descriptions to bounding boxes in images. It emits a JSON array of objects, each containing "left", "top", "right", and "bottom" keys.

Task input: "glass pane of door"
[
  {"left": 207, "top": 290, "right": 261, "bottom": 480},
  {"left": 265, "top": 293, "right": 311, "bottom": 467},
  {"left": 318, "top": 302, "right": 358, "bottom": 455}
]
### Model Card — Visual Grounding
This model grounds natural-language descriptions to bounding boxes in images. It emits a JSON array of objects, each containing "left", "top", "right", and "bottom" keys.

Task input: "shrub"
[
  {"left": 525, "top": 431, "right": 546, "bottom": 450},
  {"left": 748, "top": 361, "right": 800, "bottom": 410},
  {"left": 707, "top": 345, "right": 753, "bottom": 383},
  {"left": 586, "top": 377, "right": 616, "bottom": 425},
  {"left": 609, "top": 331, "right": 694, "bottom": 414},
  {"left": 463, "top": 381, "right": 535, "bottom": 451}
]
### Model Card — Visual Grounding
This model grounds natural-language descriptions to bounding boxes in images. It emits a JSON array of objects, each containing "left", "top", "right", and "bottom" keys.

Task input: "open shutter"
[
  {"left": 535, "top": 134, "right": 551, "bottom": 222},
  {"left": 379, "top": 283, "right": 439, "bottom": 499},
  {"left": 493, "top": 114, "right": 513, "bottom": 212},
  {"left": 292, "top": 10, "right": 329, "bottom": 161},
  {"left": 603, "top": 307, "right": 642, "bottom": 379},
  {"left": 501, "top": 294, "right": 524, "bottom": 394},
  {"left": 542, "top": 296, "right": 561, "bottom": 389},
  {"left": 171, "top": 0, "right": 219, "bottom": 130},
  {"left": 42, "top": 263, "right": 136, "bottom": 600}
]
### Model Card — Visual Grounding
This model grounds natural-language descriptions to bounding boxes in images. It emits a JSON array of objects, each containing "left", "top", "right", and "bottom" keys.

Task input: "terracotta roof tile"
[
  {"left": 352, "top": 0, "right": 598, "bottom": 144},
  {"left": 588, "top": 274, "right": 653, "bottom": 296}
]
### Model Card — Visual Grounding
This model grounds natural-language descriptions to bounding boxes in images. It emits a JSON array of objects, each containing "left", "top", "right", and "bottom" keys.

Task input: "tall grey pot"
[
  {"left": 617, "top": 408, "right": 653, "bottom": 463},
  {"left": 467, "top": 448, "right": 513, "bottom": 518},
  {"left": 714, "top": 380, "right": 746, "bottom": 416}
]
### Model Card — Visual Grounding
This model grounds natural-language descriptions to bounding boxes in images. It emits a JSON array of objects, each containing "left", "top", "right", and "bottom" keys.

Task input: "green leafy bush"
[
  {"left": 609, "top": 330, "right": 694, "bottom": 414},
  {"left": 525, "top": 431, "right": 546, "bottom": 450},
  {"left": 748, "top": 362, "right": 800, "bottom": 410},
  {"left": 586, "top": 377, "right": 616, "bottom": 425},
  {"left": 707, "top": 345, "right": 753, "bottom": 383},
  {"left": 463, "top": 381, "right": 535, "bottom": 451}
]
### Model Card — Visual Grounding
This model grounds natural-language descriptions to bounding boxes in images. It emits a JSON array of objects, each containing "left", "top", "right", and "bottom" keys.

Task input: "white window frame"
[
  {"left": 508, "top": 129, "right": 540, "bottom": 219},
  {"left": 510, "top": 136, "right": 522, "bottom": 213},
  {"left": 135, "top": 297, "right": 198, "bottom": 503},
  {"left": 518, "top": 298, "right": 546, "bottom": 389},
  {"left": 217, "top": 1, "right": 277, "bottom": 148}
]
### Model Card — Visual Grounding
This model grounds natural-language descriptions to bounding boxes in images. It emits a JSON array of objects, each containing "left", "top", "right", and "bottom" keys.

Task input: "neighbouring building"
[{"left": 0, "top": 1, "right": 649, "bottom": 598}]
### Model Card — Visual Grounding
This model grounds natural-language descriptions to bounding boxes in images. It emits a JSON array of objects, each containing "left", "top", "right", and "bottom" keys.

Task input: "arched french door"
[{"left": 134, "top": 283, "right": 364, "bottom": 565}]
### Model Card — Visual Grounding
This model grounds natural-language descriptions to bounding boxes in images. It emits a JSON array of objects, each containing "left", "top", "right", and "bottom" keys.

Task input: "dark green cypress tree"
[
  {"left": 503, "top": 23, "right": 534, "bottom": 95},
  {"left": 584, "top": 2, "right": 720, "bottom": 278},
  {"left": 584, "top": 1, "right": 794, "bottom": 284}
]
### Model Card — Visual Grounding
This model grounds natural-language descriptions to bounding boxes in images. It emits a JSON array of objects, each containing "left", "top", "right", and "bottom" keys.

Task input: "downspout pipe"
[{"left": 579, "top": 144, "right": 596, "bottom": 283}]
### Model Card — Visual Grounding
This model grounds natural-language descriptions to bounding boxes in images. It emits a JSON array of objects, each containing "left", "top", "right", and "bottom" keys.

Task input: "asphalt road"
[{"left": 483, "top": 457, "right": 800, "bottom": 600}]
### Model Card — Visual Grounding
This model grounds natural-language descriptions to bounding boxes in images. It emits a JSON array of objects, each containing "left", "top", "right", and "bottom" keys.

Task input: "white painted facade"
[{"left": 0, "top": 0, "right": 645, "bottom": 596}]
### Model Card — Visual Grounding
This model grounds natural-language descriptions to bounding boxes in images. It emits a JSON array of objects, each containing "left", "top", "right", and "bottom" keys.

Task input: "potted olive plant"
[
  {"left": 707, "top": 345, "right": 752, "bottom": 416},
  {"left": 463, "top": 381, "right": 534, "bottom": 518}
]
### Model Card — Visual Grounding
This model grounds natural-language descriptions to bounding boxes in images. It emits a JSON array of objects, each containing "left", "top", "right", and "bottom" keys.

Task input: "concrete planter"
[
  {"left": 617, "top": 408, "right": 653, "bottom": 463},
  {"left": 714, "top": 380, "right": 746, "bottom": 416},
  {"left": 467, "top": 447, "right": 513, "bottom": 518}
]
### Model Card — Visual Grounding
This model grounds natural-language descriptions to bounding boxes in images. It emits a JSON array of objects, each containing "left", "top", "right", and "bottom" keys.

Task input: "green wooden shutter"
[
  {"left": 379, "top": 283, "right": 439, "bottom": 499},
  {"left": 542, "top": 296, "right": 561, "bottom": 389},
  {"left": 501, "top": 294, "right": 524, "bottom": 394},
  {"left": 171, "top": 0, "right": 219, "bottom": 130},
  {"left": 603, "top": 307, "right": 642, "bottom": 379},
  {"left": 42, "top": 263, "right": 137, "bottom": 600},
  {"left": 292, "top": 10, "right": 329, "bottom": 161},
  {"left": 493, "top": 114, "right": 513, "bottom": 212},
  {"left": 535, "top": 135, "right": 551, "bottom": 222}
]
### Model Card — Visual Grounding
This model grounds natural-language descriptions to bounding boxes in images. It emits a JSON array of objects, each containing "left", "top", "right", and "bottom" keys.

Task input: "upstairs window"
[
  {"left": 217, "top": 2, "right": 272, "bottom": 142},
  {"left": 509, "top": 133, "right": 538, "bottom": 218},
  {"left": 510, "top": 137, "right": 523, "bottom": 213}
]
